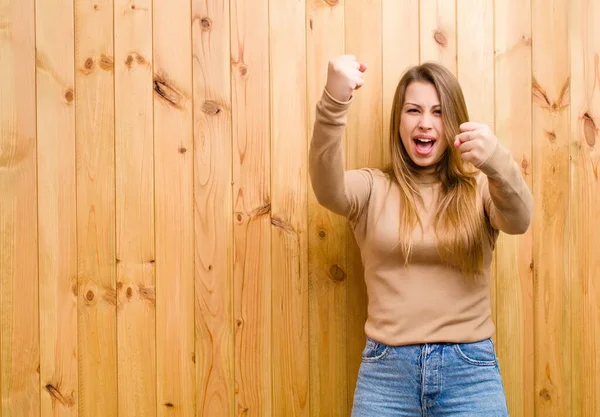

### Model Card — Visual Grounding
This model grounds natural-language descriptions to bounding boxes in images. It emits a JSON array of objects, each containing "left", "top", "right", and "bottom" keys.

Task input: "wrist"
[
  {"left": 325, "top": 84, "right": 352, "bottom": 102},
  {"left": 324, "top": 87, "right": 353, "bottom": 105}
]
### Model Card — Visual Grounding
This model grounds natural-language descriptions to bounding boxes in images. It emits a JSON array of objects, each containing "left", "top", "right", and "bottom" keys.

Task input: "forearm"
[
  {"left": 479, "top": 143, "right": 533, "bottom": 234},
  {"left": 309, "top": 89, "right": 353, "bottom": 217}
]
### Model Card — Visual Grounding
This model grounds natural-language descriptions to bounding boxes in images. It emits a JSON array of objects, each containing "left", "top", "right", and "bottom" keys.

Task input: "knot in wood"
[{"left": 200, "top": 17, "right": 211, "bottom": 30}]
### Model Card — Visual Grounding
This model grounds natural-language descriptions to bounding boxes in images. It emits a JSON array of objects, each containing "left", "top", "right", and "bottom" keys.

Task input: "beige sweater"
[{"left": 309, "top": 89, "right": 533, "bottom": 346}]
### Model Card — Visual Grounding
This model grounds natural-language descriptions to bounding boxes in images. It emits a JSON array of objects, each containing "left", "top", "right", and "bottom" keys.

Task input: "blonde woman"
[{"left": 309, "top": 55, "right": 532, "bottom": 416}]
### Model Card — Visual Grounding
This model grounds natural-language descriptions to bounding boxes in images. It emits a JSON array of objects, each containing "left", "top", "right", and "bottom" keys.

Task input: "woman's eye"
[
  {"left": 407, "top": 109, "right": 419, "bottom": 113},
  {"left": 434, "top": 110, "right": 441, "bottom": 115}
]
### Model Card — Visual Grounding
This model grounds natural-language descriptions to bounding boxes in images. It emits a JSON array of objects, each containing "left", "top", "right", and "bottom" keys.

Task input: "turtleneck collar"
[{"left": 406, "top": 161, "right": 442, "bottom": 185}]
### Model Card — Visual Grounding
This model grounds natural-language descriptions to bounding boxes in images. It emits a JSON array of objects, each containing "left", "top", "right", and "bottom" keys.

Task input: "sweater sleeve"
[
  {"left": 308, "top": 89, "right": 373, "bottom": 222},
  {"left": 477, "top": 142, "right": 533, "bottom": 235}
]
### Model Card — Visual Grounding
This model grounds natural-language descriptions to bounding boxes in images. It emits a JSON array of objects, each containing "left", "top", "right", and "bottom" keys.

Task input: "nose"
[{"left": 419, "top": 113, "right": 433, "bottom": 130}]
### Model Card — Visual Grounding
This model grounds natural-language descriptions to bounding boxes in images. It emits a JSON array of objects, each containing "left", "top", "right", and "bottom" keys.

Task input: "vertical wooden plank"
[
  {"left": 570, "top": 0, "right": 600, "bottom": 415},
  {"left": 457, "top": 0, "right": 495, "bottom": 144},
  {"left": 494, "top": 0, "right": 534, "bottom": 416},
  {"left": 153, "top": 0, "right": 195, "bottom": 414},
  {"left": 456, "top": 0, "right": 496, "bottom": 338},
  {"left": 419, "top": 0, "right": 457, "bottom": 74},
  {"left": 36, "top": 0, "right": 78, "bottom": 414},
  {"left": 269, "top": 0, "right": 309, "bottom": 416},
  {"left": 0, "top": 0, "right": 40, "bottom": 414},
  {"left": 532, "top": 0, "right": 571, "bottom": 415},
  {"left": 231, "top": 0, "right": 272, "bottom": 415},
  {"left": 114, "top": 0, "right": 155, "bottom": 415},
  {"left": 345, "top": 0, "right": 383, "bottom": 410},
  {"left": 74, "top": 0, "right": 117, "bottom": 415},
  {"left": 383, "top": 0, "right": 419, "bottom": 165},
  {"left": 306, "top": 1, "right": 347, "bottom": 416},
  {"left": 191, "top": 0, "right": 234, "bottom": 416}
]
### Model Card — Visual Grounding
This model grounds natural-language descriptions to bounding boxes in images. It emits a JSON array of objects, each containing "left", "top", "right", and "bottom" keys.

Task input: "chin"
[{"left": 409, "top": 152, "right": 442, "bottom": 168}]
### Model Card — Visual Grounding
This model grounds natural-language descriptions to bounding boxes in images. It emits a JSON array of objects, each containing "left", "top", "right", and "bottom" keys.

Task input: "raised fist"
[
  {"left": 454, "top": 122, "right": 498, "bottom": 167},
  {"left": 325, "top": 55, "right": 367, "bottom": 102}
]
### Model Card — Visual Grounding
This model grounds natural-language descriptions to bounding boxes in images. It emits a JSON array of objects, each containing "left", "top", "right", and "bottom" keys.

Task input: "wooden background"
[{"left": 0, "top": 0, "right": 598, "bottom": 416}]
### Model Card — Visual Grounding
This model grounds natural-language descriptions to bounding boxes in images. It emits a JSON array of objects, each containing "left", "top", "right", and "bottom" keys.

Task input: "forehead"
[{"left": 404, "top": 81, "right": 440, "bottom": 105}]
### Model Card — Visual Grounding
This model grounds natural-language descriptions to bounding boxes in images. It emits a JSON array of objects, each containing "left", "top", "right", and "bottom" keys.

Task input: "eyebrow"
[{"left": 404, "top": 102, "right": 441, "bottom": 108}]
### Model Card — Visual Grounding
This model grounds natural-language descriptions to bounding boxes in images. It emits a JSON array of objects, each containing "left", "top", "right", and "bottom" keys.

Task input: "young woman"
[{"left": 309, "top": 55, "right": 533, "bottom": 416}]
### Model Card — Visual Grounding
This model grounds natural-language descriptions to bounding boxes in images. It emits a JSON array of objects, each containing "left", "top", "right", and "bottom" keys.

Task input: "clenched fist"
[
  {"left": 325, "top": 55, "right": 367, "bottom": 102},
  {"left": 454, "top": 122, "right": 498, "bottom": 167}
]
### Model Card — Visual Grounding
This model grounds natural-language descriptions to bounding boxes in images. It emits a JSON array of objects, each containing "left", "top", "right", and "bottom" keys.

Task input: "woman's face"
[{"left": 399, "top": 81, "right": 448, "bottom": 167}]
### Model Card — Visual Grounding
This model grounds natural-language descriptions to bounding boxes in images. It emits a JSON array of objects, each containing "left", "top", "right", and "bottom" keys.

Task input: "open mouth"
[{"left": 413, "top": 136, "right": 436, "bottom": 156}]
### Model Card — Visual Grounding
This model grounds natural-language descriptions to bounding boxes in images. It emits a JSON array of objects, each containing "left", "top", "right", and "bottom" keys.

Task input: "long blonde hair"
[{"left": 384, "top": 62, "right": 490, "bottom": 277}]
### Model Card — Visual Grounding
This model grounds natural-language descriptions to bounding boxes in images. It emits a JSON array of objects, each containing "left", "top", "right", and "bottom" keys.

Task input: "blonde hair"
[{"left": 384, "top": 62, "right": 490, "bottom": 277}]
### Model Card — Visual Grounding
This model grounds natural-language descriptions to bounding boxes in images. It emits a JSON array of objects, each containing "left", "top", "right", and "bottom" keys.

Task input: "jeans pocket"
[
  {"left": 453, "top": 338, "right": 497, "bottom": 366},
  {"left": 361, "top": 337, "right": 390, "bottom": 363}
]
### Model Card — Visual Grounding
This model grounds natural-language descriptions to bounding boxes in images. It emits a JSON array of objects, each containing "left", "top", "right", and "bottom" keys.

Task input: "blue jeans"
[{"left": 351, "top": 337, "right": 509, "bottom": 416}]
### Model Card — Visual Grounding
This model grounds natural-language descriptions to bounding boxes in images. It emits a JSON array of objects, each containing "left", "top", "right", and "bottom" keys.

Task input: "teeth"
[{"left": 416, "top": 138, "right": 433, "bottom": 143}]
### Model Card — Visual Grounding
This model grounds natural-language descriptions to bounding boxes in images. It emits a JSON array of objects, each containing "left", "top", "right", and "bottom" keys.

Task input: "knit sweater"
[{"left": 309, "top": 88, "right": 533, "bottom": 346}]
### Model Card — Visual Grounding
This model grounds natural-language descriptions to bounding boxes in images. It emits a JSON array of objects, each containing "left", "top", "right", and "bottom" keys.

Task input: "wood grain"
[
  {"left": 269, "top": 0, "right": 309, "bottom": 415},
  {"left": 345, "top": 0, "right": 383, "bottom": 410},
  {"left": 192, "top": 0, "right": 234, "bottom": 415},
  {"left": 306, "top": 1, "right": 347, "bottom": 415},
  {"left": 383, "top": 0, "right": 419, "bottom": 165},
  {"left": 153, "top": 0, "right": 196, "bottom": 414},
  {"left": 231, "top": 0, "right": 272, "bottom": 415},
  {"left": 114, "top": 0, "right": 156, "bottom": 415},
  {"left": 74, "top": 0, "right": 117, "bottom": 415},
  {"left": 457, "top": 0, "right": 495, "bottom": 130},
  {"left": 494, "top": 0, "right": 534, "bottom": 415},
  {"left": 420, "top": 0, "right": 457, "bottom": 74},
  {"left": 532, "top": 0, "right": 571, "bottom": 415},
  {"left": 569, "top": 0, "right": 600, "bottom": 415},
  {"left": 0, "top": 0, "right": 40, "bottom": 414},
  {"left": 36, "top": 0, "right": 78, "bottom": 415}
]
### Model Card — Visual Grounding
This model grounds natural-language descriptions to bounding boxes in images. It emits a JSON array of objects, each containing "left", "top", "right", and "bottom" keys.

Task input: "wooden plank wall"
[{"left": 0, "top": 0, "right": 598, "bottom": 416}]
